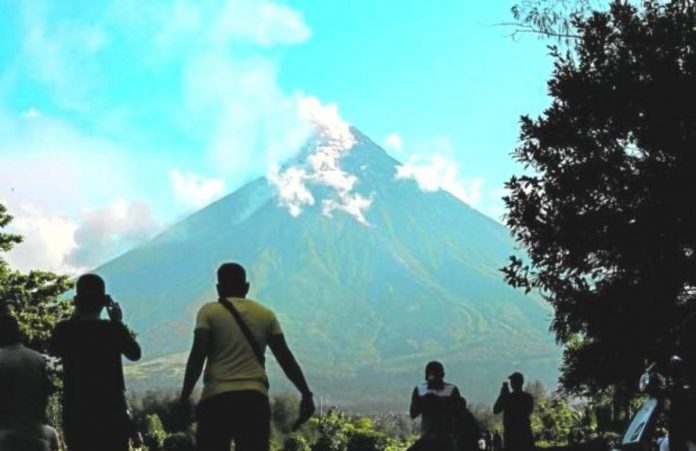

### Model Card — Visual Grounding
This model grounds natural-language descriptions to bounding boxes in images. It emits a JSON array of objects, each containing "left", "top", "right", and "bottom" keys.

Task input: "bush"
[{"left": 163, "top": 432, "right": 195, "bottom": 451}]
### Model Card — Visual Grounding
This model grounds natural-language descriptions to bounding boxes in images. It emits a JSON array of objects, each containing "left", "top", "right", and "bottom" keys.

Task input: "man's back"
[
  {"left": 412, "top": 382, "right": 460, "bottom": 438},
  {"left": 196, "top": 298, "right": 282, "bottom": 400},
  {"left": 501, "top": 392, "right": 533, "bottom": 426},
  {"left": 51, "top": 319, "right": 138, "bottom": 414},
  {"left": 500, "top": 391, "right": 533, "bottom": 449}
]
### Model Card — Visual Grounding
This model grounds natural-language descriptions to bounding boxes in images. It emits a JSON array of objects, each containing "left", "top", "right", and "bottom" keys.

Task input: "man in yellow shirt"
[{"left": 179, "top": 263, "right": 314, "bottom": 451}]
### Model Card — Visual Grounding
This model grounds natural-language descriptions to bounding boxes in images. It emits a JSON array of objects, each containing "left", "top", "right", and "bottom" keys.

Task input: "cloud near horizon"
[
  {"left": 171, "top": 170, "right": 226, "bottom": 209},
  {"left": 395, "top": 152, "right": 485, "bottom": 209}
]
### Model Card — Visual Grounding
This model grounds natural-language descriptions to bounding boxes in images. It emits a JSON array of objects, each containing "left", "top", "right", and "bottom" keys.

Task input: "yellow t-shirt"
[{"left": 195, "top": 298, "right": 283, "bottom": 400}]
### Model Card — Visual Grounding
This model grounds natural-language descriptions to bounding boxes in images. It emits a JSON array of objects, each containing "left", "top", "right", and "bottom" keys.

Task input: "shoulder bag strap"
[{"left": 218, "top": 297, "right": 265, "bottom": 366}]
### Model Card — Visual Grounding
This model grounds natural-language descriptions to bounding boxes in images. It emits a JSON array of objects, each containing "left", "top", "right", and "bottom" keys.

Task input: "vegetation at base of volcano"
[{"left": 125, "top": 384, "right": 626, "bottom": 451}]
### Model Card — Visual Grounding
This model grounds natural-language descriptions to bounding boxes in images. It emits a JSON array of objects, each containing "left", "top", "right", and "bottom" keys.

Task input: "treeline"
[
  {"left": 127, "top": 391, "right": 420, "bottom": 451},
  {"left": 125, "top": 382, "right": 627, "bottom": 451}
]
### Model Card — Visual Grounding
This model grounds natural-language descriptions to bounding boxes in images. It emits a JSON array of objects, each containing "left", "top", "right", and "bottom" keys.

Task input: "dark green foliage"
[
  {"left": 130, "top": 390, "right": 191, "bottom": 435},
  {"left": 503, "top": 0, "right": 696, "bottom": 401},
  {"left": 345, "top": 429, "right": 388, "bottom": 451},
  {"left": 273, "top": 393, "right": 301, "bottom": 436},
  {"left": 0, "top": 203, "right": 73, "bottom": 430},
  {"left": 0, "top": 204, "right": 73, "bottom": 354},
  {"left": 144, "top": 413, "right": 168, "bottom": 450},
  {"left": 284, "top": 434, "right": 312, "bottom": 451},
  {"left": 162, "top": 432, "right": 195, "bottom": 451}
]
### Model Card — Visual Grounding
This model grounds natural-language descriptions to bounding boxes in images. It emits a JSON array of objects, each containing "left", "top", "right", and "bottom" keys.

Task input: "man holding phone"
[
  {"left": 493, "top": 372, "right": 534, "bottom": 451},
  {"left": 50, "top": 274, "right": 141, "bottom": 451}
]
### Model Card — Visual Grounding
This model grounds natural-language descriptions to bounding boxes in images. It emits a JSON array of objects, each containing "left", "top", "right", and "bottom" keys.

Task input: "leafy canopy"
[
  {"left": 503, "top": 0, "right": 696, "bottom": 396},
  {"left": 0, "top": 203, "right": 72, "bottom": 353}
]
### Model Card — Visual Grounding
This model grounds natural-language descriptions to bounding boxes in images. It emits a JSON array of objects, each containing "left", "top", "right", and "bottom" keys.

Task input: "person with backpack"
[
  {"left": 409, "top": 361, "right": 462, "bottom": 451},
  {"left": 179, "top": 262, "right": 315, "bottom": 451}
]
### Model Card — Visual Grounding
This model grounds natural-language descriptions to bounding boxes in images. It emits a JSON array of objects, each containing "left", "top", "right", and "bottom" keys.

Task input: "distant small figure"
[
  {"left": 493, "top": 372, "right": 534, "bottom": 451},
  {"left": 409, "top": 361, "right": 461, "bottom": 451},
  {"left": 657, "top": 430, "right": 669, "bottom": 451},
  {"left": 50, "top": 274, "right": 142, "bottom": 451},
  {"left": 484, "top": 430, "right": 492, "bottom": 451},
  {"left": 478, "top": 435, "right": 487, "bottom": 450},
  {"left": 179, "top": 263, "right": 315, "bottom": 451},
  {"left": 491, "top": 430, "right": 503, "bottom": 451},
  {"left": 0, "top": 311, "right": 60, "bottom": 451}
]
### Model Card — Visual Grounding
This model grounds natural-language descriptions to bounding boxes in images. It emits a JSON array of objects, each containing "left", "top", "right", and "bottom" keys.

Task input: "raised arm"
[
  {"left": 493, "top": 391, "right": 506, "bottom": 415},
  {"left": 179, "top": 329, "right": 210, "bottom": 402},
  {"left": 410, "top": 387, "right": 421, "bottom": 419},
  {"left": 117, "top": 324, "right": 141, "bottom": 361}
]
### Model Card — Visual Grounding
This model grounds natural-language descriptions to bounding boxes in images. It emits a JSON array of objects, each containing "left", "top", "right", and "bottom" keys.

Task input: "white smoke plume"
[{"left": 267, "top": 97, "right": 373, "bottom": 225}]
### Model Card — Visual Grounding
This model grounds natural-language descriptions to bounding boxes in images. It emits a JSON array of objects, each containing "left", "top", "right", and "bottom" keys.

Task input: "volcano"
[{"left": 96, "top": 123, "right": 559, "bottom": 410}]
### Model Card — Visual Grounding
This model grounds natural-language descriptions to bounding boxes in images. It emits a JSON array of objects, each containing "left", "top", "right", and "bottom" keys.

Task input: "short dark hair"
[
  {"left": 0, "top": 312, "right": 22, "bottom": 347},
  {"left": 217, "top": 263, "right": 247, "bottom": 291},
  {"left": 75, "top": 273, "right": 106, "bottom": 311},
  {"left": 509, "top": 372, "right": 525, "bottom": 389}
]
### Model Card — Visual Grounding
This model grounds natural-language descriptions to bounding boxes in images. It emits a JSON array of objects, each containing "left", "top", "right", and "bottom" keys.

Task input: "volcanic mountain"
[{"left": 96, "top": 123, "right": 559, "bottom": 410}]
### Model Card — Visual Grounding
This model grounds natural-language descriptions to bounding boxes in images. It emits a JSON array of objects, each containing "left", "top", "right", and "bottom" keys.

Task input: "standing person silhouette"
[
  {"left": 0, "top": 311, "right": 60, "bottom": 450},
  {"left": 179, "top": 263, "right": 315, "bottom": 451},
  {"left": 409, "top": 361, "right": 462, "bottom": 451},
  {"left": 50, "top": 274, "right": 141, "bottom": 451},
  {"left": 493, "top": 372, "right": 534, "bottom": 451}
]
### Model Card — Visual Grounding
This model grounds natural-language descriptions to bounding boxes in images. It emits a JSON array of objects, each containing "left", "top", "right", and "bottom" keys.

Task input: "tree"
[
  {"left": 502, "top": 0, "right": 597, "bottom": 43},
  {"left": 0, "top": 203, "right": 72, "bottom": 353},
  {"left": 503, "top": 0, "right": 696, "bottom": 406}
]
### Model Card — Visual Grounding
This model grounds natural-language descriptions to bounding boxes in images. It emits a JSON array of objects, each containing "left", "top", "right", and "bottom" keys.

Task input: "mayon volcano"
[{"left": 96, "top": 114, "right": 559, "bottom": 410}]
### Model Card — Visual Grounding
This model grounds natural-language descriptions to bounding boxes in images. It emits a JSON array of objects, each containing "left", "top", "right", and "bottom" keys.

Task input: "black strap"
[{"left": 218, "top": 297, "right": 265, "bottom": 366}]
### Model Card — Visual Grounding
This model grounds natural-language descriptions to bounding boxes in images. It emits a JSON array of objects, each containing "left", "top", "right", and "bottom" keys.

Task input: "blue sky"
[{"left": 0, "top": 0, "right": 554, "bottom": 274}]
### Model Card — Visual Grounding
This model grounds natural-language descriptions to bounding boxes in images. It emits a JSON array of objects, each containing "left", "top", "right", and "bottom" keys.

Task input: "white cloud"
[
  {"left": 4, "top": 205, "right": 79, "bottom": 274},
  {"left": 383, "top": 133, "right": 403, "bottom": 152},
  {"left": 396, "top": 154, "right": 485, "bottom": 208},
  {"left": 299, "top": 97, "right": 355, "bottom": 151},
  {"left": 3, "top": 200, "right": 160, "bottom": 275},
  {"left": 266, "top": 166, "right": 315, "bottom": 217},
  {"left": 184, "top": 54, "right": 314, "bottom": 178},
  {"left": 267, "top": 98, "right": 373, "bottom": 225},
  {"left": 210, "top": 0, "right": 311, "bottom": 47},
  {"left": 171, "top": 170, "right": 225, "bottom": 209},
  {"left": 21, "top": 108, "right": 40, "bottom": 119},
  {"left": 322, "top": 194, "right": 374, "bottom": 226},
  {"left": 0, "top": 111, "right": 168, "bottom": 272},
  {"left": 20, "top": 2, "right": 110, "bottom": 111},
  {"left": 66, "top": 200, "right": 159, "bottom": 270},
  {"left": 0, "top": 111, "right": 140, "bottom": 213}
]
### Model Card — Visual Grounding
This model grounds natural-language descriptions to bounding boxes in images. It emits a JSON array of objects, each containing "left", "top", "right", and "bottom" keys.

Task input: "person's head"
[
  {"left": 75, "top": 273, "right": 107, "bottom": 314},
  {"left": 0, "top": 311, "right": 22, "bottom": 347},
  {"left": 216, "top": 263, "right": 250, "bottom": 298},
  {"left": 509, "top": 372, "right": 525, "bottom": 391},
  {"left": 425, "top": 360, "right": 445, "bottom": 383}
]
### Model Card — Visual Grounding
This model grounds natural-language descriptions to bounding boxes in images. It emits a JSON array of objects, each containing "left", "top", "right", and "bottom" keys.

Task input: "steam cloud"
[{"left": 267, "top": 97, "right": 373, "bottom": 225}]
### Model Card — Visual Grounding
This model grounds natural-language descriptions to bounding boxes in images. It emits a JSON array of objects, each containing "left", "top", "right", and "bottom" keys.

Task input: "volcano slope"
[{"left": 97, "top": 127, "right": 559, "bottom": 410}]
